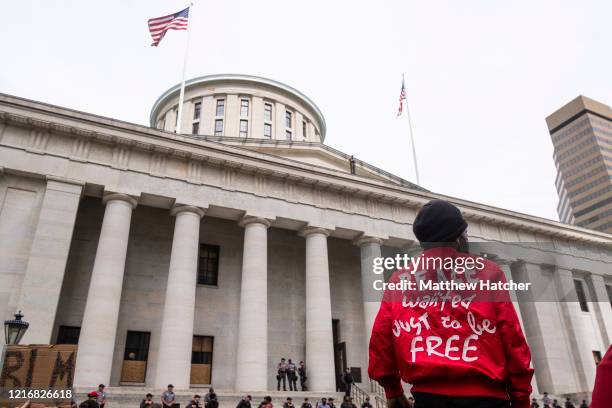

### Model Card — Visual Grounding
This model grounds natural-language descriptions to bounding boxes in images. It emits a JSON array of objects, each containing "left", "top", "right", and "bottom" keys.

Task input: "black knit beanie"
[{"left": 413, "top": 200, "right": 468, "bottom": 243}]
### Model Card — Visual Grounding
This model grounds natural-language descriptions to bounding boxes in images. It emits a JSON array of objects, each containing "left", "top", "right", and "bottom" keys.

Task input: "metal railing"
[
  {"left": 369, "top": 379, "right": 387, "bottom": 408},
  {"left": 349, "top": 382, "right": 387, "bottom": 408},
  {"left": 350, "top": 383, "right": 369, "bottom": 407}
]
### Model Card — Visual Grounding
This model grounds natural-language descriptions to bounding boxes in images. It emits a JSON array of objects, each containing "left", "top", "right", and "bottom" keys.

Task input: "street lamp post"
[{"left": 4, "top": 311, "right": 29, "bottom": 345}]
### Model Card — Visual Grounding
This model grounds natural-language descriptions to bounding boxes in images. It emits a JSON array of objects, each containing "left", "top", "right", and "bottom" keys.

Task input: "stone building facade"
[{"left": 0, "top": 75, "right": 611, "bottom": 398}]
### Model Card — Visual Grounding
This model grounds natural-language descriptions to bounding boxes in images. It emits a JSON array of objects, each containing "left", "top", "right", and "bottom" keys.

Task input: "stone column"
[
  {"left": 295, "top": 112, "right": 304, "bottom": 139},
  {"left": 201, "top": 96, "right": 215, "bottom": 135},
  {"left": 275, "top": 102, "right": 286, "bottom": 140},
  {"left": 553, "top": 268, "right": 595, "bottom": 391},
  {"left": 498, "top": 260, "right": 539, "bottom": 396},
  {"left": 225, "top": 94, "right": 239, "bottom": 137},
  {"left": 355, "top": 237, "right": 383, "bottom": 356},
  {"left": 74, "top": 193, "right": 137, "bottom": 388},
  {"left": 306, "top": 122, "right": 316, "bottom": 142},
  {"left": 301, "top": 227, "right": 335, "bottom": 392},
  {"left": 154, "top": 205, "right": 205, "bottom": 389},
  {"left": 586, "top": 273, "right": 612, "bottom": 348},
  {"left": 512, "top": 261, "right": 560, "bottom": 394},
  {"left": 235, "top": 216, "right": 270, "bottom": 391},
  {"left": 251, "top": 96, "right": 265, "bottom": 139},
  {"left": 18, "top": 177, "right": 83, "bottom": 344},
  {"left": 179, "top": 102, "right": 195, "bottom": 135}
]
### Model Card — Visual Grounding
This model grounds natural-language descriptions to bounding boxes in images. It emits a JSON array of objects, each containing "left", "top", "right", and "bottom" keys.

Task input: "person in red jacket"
[
  {"left": 368, "top": 200, "right": 534, "bottom": 408},
  {"left": 590, "top": 344, "right": 612, "bottom": 408}
]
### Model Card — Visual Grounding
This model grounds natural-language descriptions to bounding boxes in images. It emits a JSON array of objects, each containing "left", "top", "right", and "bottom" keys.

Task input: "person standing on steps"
[
  {"left": 287, "top": 359, "right": 298, "bottom": 391},
  {"left": 342, "top": 368, "right": 355, "bottom": 397},
  {"left": 277, "top": 358, "right": 288, "bottom": 391},
  {"left": 298, "top": 361, "right": 308, "bottom": 391}
]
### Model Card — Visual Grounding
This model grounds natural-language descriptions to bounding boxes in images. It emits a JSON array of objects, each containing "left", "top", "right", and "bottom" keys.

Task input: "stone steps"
[{"left": 74, "top": 388, "right": 346, "bottom": 408}]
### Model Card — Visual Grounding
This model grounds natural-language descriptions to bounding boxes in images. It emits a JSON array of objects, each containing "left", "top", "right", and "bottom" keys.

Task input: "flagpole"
[
  {"left": 403, "top": 75, "right": 421, "bottom": 185},
  {"left": 175, "top": 3, "right": 193, "bottom": 134}
]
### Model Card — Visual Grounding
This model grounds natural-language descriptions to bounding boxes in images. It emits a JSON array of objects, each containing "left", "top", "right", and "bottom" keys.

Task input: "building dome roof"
[{"left": 150, "top": 73, "right": 327, "bottom": 141}]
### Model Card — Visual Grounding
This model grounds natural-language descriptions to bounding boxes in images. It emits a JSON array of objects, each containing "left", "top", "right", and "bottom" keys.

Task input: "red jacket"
[
  {"left": 591, "top": 345, "right": 612, "bottom": 408},
  {"left": 368, "top": 247, "right": 533, "bottom": 408}
]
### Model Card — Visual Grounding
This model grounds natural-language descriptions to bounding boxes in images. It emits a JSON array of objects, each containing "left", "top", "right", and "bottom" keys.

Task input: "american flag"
[
  {"left": 397, "top": 77, "right": 407, "bottom": 117},
  {"left": 148, "top": 7, "right": 190, "bottom": 47}
]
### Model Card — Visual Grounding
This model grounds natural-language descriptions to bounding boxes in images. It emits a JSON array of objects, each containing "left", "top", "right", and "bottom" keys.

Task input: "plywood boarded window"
[
  {"left": 120, "top": 331, "right": 150, "bottom": 383},
  {"left": 191, "top": 335, "right": 213, "bottom": 385}
]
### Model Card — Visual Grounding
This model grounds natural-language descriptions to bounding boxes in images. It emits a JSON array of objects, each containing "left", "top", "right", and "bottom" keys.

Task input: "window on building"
[
  {"left": 574, "top": 279, "right": 589, "bottom": 312},
  {"left": 285, "top": 111, "right": 292, "bottom": 128},
  {"left": 191, "top": 336, "right": 214, "bottom": 385},
  {"left": 192, "top": 336, "right": 214, "bottom": 364},
  {"left": 264, "top": 123, "right": 272, "bottom": 138},
  {"left": 215, "top": 99, "right": 225, "bottom": 116},
  {"left": 239, "top": 120, "right": 248, "bottom": 137},
  {"left": 123, "top": 331, "right": 150, "bottom": 361},
  {"left": 302, "top": 121, "right": 307, "bottom": 138},
  {"left": 240, "top": 99, "right": 249, "bottom": 117},
  {"left": 198, "top": 244, "right": 220, "bottom": 286},
  {"left": 286, "top": 130, "right": 292, "bottom": 140},
  {"left": 264, "top": 103, "right": 272, "bottom": 121},
  {"left": 606, "top": 284, "right": 612, "bottom": 307},
  {"left": 120, "top": 331, "right": 150, "bottom": 383},
  {"left": 192, "top": 122, "right": 199, "bottom": 135},
  {"left": 193, "top": 101, "right": 202, "bottom": 119},
  {"left": 214, "top": 119, "right": 223, "bottom": 136},
  {"left": 160, "top": 119, "right": 166, "bottom": 130},
  {"left": 56, "top": 326, "right": 80, "bottom": 344}
]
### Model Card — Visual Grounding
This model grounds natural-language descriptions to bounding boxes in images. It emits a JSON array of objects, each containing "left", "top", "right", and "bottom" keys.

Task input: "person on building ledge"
[{"left": 368, "top": 199, "right": 534, "bottom": 408}]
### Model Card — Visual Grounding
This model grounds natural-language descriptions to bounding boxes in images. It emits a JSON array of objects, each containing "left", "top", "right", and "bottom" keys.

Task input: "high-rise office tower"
[{"left": 546, "top": 95, "right": 612, "bottom": 233}]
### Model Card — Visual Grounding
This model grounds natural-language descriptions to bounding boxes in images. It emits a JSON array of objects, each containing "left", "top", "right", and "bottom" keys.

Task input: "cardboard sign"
[{"left": 0, "top": 345, "right": 77, "bottom": 407}]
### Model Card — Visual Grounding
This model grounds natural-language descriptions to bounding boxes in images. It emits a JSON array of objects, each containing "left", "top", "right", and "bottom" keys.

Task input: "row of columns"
[
  {"left": 499, "top": 259, "right": 612, "bottom": 395},
  {"left": 72, "top": 193, "right": 356, "bottom": 391},
  {"left": 23, "top": 184, "right": 612, "bottom": 393}
]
